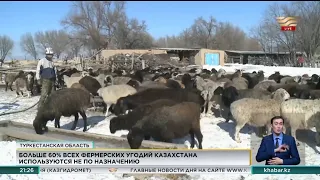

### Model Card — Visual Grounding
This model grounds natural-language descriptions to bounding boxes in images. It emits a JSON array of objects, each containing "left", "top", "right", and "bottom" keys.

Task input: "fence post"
[
  {"left": 131, "top": 53, "right": 135, "bottom": 70},
  {"left": 111, "top": 57, "right": 115, "bottom": 72},
  {"left": 142, "top": 60, "right": 145, "bottom": 69}
]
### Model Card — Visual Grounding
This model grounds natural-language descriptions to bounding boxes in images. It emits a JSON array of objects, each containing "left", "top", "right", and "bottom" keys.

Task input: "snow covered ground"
[{"left": 0, "top": 64, "right": 320, "bottom": 180}]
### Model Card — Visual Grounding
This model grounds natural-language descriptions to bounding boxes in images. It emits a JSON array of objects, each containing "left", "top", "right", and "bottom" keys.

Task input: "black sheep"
[
  {"left": 33, "top": 88, "right": 91, "bottom": 134},
  {"left": 109, "top": 99, "right": 178, "bottom": 134},
  {"left": 165, "top": 79, "right": 182, "bottom": 89},
  {"left": 129, "top": 70, "right": 144, "bottom": 83},
  {"left": 288, "top": 84, "right": 316, "bottom": 98},
  {"left": 299, "top": 89, "right": 320, "bottom": 99},
  {"left": 181, "top": 73, "right": 194, "bottom": 89},
  {"left": 214, "top": 86, "right": 224, "bottom": 95},
  {"left": 79, "top": 76, "right": 101, "bottom": 96},
  {"left": 211, "top": 68, "right": 217, "bottom": 73},
  {"left": 127, "top": 102, "right": 203, "bottom": 149},
  {"left": 113, "top": 88, "right": 205, "bottom": 116},
  {"left": 311, "top": 74, "right": 319, "bottom": 83},
  {"left": 242, "top": 71, "right": 264, "bottom": 89},
  {"left": 268, "top": 72, "right": 288, "bottom": 83}
]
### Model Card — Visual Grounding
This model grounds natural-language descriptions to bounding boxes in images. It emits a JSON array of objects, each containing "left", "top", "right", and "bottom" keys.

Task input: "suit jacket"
[{"left": 255, "top": 134, "right": 300, "bottom": 165}]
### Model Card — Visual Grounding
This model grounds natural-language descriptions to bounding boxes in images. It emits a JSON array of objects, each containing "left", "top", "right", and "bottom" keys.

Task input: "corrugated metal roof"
[
  {"left": 225, "top": 50, "right": 304, "bottom": 55},
  {"left": 156, "top": 48, "right": 201, "bottom": 51}
]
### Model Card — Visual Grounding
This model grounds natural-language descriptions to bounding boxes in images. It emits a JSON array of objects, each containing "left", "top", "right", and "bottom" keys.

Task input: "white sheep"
[
  {"left": 63, "top": 75, "right": 82, "bottom": 88},
  {"left": 97, "top": 84, "right": 137, "bottom": 116},
  {"left": 230, "top": 88, "right": 290, "bottom": 143},
  {"left": 280, "top": 99, "right": 320, "bottom": 146}
]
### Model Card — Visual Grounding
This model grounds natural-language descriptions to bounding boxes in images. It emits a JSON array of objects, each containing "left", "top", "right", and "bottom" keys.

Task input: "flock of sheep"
[{"left": 2, "top": 65, "right": 320, "bottom": 148}]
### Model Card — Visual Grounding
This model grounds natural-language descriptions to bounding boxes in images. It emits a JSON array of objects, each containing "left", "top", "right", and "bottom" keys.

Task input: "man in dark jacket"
[
  {"left": 256, "top": 116, "right": 300, "bottom": 165},
  {"left": 35, "top": 47, "right": 57, "bottom": 108}
]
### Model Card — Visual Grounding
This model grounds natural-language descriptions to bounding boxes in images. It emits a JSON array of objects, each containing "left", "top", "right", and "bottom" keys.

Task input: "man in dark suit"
[{"left": 256, "top": 116, "right": 300, "bottom": 165}]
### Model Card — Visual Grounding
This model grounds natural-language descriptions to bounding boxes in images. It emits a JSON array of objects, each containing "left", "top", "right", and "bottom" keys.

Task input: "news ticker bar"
[
  {"left": 2, "top": 166, "right": 320, "bottom": 174},
  {"left": 16, "top": 149, "right": 250, "bottom": 166}
]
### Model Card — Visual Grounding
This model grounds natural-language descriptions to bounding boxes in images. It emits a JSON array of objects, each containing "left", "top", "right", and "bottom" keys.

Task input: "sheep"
[
  {"left": 222, "top": 86, "right": 272, "bottom": 108},
  {"left": 154, "top": 76, "right": 184, "bottom": 89},
  {"left": 280, "top": 76, "right": 300, "bottom": 84},
  {"left": 71, "top": 72, "right": 81, "bottom": 77},
  {"left": 268, "top": 72, "right": 283, "bottom": 83},
  {"left": 5, "top": 71, "right": 24, "bottom": 91},
  {"left": 127, "top": 80, "right": 169, "bottom": 92},
  {"left": 97, "top": 84, "right": 137, "bottom": 116},
  {"left": 63, "top": 75, "right": 83, "bottom": 88},
  {"left": 253, "top": 80, "right": 277, "bottom": 91},
  {"left": 231, "top": 73, "right": 249, "bottom": 90},
  {"left": 281, "top": 99, "right": 320, "bottom": 146},
  {"left": 242, "top": 71, "right": 264, "bottom": 89},
  {"left": 109, "top": 99, "right": 179, "bottom": 134},
  {"left": 79, "top": 76, "right": 101, "bottom": 96},
  {"left": 113, "top": 88, "right": 205, "bottom": 116},
  {"left": 194, "top": 76, "right": 224, "bottom": 115},
  {"left": 25, "top": 72, "right": 35, "bottom": 95},
  {"left": 230, "top": 88, "right": 290, "bottom": 143},
  {"left": 93, "top": 74, "right": 107, "bottom": 87},
  {"left": 71, "top": 82, "right": 102, "bottom": 111},
  {"left": 311, "top": 74, "right": 319, "bottom": 83},
  {"left": 70, "top": 83, "right": 90, "bottom": 94},
  {"left": 267, "top": 83, "right": 298, "bottom": 93},
  {"left": 33, "top": 88, "right": 91, "bottom": 134},
  {"left": 181, "top": 73, "right": 194, "bottom": 89},
  {"left": 127, "top": 102, "right": 203, "bottom": 149},
  {"left": 217, "top": 86, "right": 272, "bottom": 122},
  {"left": 302, "top": 90, "right": 320, "bottom": 99},
  {"left": 15, "top": 76, "right": 31, "bottom": 98},
  {"left": 105, "top": 75, "right": 131, "bottom": 85}
]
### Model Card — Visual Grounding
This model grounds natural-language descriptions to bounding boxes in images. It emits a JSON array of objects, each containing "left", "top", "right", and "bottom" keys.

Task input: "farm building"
[
  {"left": 156, "top": 48, "right": 226, "bottom": 66},
  {"left": 99, "top": 48, "right": 304, "bottom": 67},
  {"left": 224, "top": 50, "right": 305, "bottom": 66}
]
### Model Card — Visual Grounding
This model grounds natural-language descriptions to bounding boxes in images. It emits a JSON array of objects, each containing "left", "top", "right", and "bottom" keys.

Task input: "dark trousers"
[{"left": 38, "top": 78, "right": 55, "bottom": 109}]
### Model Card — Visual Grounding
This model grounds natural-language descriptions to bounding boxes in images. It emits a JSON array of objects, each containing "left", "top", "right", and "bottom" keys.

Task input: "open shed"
[{"left": 225, "top": 50, "right": 304, "bottom": 65}]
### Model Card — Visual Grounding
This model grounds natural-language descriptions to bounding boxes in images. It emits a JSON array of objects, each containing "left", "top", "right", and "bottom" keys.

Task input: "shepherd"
[{"left": 35, "top": 47, "right": 58, "bottom": 108}]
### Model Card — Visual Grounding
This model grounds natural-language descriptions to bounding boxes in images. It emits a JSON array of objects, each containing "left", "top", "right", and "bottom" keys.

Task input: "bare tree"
[
  {"left": 215, "top": 22, "right": 246, "bottom": 50},
  {"left": 113, "top": 17, "right": 153, "bottom": 49},
  {"left": 34, "top": 31, "right": 48, "bottom": 51},
  {"left": 189, "top": 16, "right": 217, "bottom": 48},
  {"left": 292, "top": 1, "right": 320, "bottom": 65},
  {"left": 35, "top": 30, "right": 70, "bottom": 58},
  {"left": 67, "top": 32, "right": 85, "bottom": 57},
  {"left": 0, "top": 35, "right": 14, "bottom": 66},
  {"left": 20, "top": 33, "right": 38, "bottom": 59},
  {"left": 61, "top": 1, "right": 126, "bottom": 51},
  {"left": 252, "top": 2, "right": 320, "bottom": 65}
]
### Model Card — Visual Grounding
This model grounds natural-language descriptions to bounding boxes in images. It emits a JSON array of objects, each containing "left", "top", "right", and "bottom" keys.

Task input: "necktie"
[{"left": 275, "top": 138, "right": 279, "bottom": 148}]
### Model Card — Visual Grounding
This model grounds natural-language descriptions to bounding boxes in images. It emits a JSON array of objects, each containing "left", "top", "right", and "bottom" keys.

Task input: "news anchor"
[{"left": 256, "top": 116, "right": 300, "bottom": 165}]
